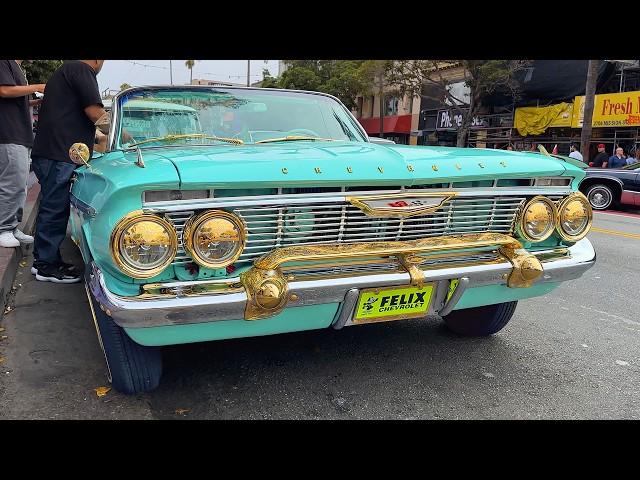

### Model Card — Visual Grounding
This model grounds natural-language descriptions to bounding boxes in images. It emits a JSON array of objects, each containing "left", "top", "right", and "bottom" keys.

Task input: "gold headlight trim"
[
  {"left": 556, "top": 192, "right": 592, "bottom": 242},
  {"left": 111, "top": 211, "right": 178, "bottom": 279},
  {"left": 518, "top": 196, "right": 557, "bottom": 242},
  {"left": 183, "top": 210, "right": 246, "bottom": 269}
]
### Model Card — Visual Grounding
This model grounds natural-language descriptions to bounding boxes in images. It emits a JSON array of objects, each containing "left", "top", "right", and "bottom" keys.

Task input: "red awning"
[{"left": 357, "top": 115, "right": 412, "bottom": 134}]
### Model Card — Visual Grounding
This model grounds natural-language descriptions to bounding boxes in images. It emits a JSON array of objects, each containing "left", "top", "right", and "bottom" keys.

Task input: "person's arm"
[{"left": 0, "top": 83, "right": 45, "bottom": 98}]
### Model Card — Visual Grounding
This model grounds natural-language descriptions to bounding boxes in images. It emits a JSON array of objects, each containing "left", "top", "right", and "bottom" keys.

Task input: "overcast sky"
[{"left": 98, "top": 60, "right": 279, "bottom": 93}]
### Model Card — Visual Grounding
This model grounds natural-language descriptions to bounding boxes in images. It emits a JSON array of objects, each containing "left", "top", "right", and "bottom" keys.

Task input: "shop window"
[{"left": 385, "top": 97, "right": 399, "bottom": 117}]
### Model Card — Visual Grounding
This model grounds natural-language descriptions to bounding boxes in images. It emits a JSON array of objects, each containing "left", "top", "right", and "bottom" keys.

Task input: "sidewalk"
[{"left": 0, "top": 183, "right": 40, "bottom": 319}]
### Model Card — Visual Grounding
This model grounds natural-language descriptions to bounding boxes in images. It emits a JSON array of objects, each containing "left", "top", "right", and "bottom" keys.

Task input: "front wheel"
[
  {"left": 85, "top": 284, "right": 163, "bottom": 394},
  {"left": 442, "top": 301, "right": 518, "bottom": 337},
  {"left": 585, "top": 184, "right": 614, "bottom": 210}
]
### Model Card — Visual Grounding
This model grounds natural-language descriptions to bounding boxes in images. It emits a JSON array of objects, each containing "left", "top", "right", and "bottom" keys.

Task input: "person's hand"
[
  {"left": 122, "top": 130, "right": 134, "bottom": 143},
  {"left": 32, "top": 84, "right": 45, "bottom": 94},
  {"left": 29, "top": 99, "right": 42, "bottom": 107}
]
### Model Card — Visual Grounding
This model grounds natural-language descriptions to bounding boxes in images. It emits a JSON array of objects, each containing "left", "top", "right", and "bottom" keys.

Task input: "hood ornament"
[{"left": 348, "top": 192, "right": 456, "bottom": 218}]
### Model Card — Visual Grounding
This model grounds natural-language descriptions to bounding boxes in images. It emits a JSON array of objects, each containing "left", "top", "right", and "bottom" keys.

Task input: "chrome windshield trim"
[{"left": 142, "top": 187, "right": 572, "bottom": 211}]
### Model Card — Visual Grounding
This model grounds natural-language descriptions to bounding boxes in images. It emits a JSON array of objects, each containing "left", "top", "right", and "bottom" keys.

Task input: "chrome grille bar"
[{"left": 165, "top": 195, "right": 528, "bottom": 267}]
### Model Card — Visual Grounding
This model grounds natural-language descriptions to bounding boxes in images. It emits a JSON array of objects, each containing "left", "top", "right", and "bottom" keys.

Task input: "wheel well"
[{"left": 579, "top": 178, "right": 622, "bottom": 201}]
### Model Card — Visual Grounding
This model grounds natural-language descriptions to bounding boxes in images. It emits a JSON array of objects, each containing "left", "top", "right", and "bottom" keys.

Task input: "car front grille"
[{"left": 166, "top": 194, "right": 526, "bottom": 267}]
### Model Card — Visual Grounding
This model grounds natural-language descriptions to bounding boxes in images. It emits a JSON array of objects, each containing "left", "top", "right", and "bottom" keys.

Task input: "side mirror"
[{"left": 69, "top": 143, "right": 91, "bottom": 166}]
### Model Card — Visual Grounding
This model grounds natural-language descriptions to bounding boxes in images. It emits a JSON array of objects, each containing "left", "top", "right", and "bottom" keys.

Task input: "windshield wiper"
[
  {"left": 255, "top": 135, "right": 335, "bottom": 144},
  {"left": 126, "top": 133, "right": 243, "bottom": 148}
]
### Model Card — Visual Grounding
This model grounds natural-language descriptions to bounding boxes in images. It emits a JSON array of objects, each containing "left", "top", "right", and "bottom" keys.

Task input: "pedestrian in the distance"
[
  {"left": 568, "top": 144, "right": 584, "bottom": 162},
  {"left": 31, "top": 60, "right": 108, "bottom": 283},
  {"left": 608, "top": 147, "right": 627, "bottom": 169},
  {"left": 591, "top": 144, "right": 608, "bottom": 168},
  {"left": 0, "top": 60, "right": 46, "bottom": 248},
  {"left": 626, "top": 149, "right": 639, "bottom": 166}
]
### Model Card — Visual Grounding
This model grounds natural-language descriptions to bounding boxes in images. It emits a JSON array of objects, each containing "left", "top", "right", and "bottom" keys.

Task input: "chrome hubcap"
[{"left": 590, "top": 189, "right": 610, "bottom": 208}]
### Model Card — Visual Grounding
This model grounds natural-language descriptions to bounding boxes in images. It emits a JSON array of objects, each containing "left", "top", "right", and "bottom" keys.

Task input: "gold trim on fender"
[{"left": 346, "top": 191, "right": 457, "bottom": 218}]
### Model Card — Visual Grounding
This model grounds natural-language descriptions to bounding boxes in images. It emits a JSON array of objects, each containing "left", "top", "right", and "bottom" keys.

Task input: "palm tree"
[{"left": 185, "top": 60, "right": 197, "bottom": 84}]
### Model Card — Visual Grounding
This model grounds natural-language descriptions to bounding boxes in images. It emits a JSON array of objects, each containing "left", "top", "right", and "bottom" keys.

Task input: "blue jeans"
[{"left": 31, "top": 156, "right": 76, "bottom": 267}]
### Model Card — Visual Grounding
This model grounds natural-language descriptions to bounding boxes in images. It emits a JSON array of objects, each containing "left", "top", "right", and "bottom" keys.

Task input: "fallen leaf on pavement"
[
  {"left": 0, "top": 327, "right": 5, "bottom": 332},
  {"left": 0, "top": 357, "right": 5, "bottom": 364},
  {"left": 94, "top": 386, "right": 111, "bottom": 397},
  {"left": 1, "top": 335, "right": 7, "bottom": 340},
  {"left": 175, "top": 408, "right": 190, "bottom": 415},
  {"left": 19, "top": 261, "right": 27, "bottom": 267}
]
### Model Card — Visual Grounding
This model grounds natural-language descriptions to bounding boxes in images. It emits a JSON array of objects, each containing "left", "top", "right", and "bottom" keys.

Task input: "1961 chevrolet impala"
[{"left": 69, "top": 86, "right": 596, "bottom": 394}]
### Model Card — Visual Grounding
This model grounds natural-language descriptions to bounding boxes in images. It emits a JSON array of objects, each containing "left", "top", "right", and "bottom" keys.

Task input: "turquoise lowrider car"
[{"left": 70, "top": 86, "right": 596, "bottom": 394}]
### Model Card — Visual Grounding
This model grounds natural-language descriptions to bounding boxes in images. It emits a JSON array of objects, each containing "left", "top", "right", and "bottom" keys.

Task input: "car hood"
[{"left": 148, "top": 141, "right": 570, "bottom": 189}]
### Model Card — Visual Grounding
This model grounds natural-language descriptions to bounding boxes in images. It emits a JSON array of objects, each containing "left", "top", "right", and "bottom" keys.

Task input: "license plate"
[{"left": 353, "top": 284, "right": 434, "bottom": 324}]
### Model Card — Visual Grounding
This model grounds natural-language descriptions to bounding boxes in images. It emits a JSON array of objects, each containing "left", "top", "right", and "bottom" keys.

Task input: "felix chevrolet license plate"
[{"left": 353, "top": 284, "right": 434, "bottom": 324}]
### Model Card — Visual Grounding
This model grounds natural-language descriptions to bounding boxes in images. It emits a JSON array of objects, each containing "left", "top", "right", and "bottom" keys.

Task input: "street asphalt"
[{"left": 1, "top": 210, "right": 639, "bottom": 420}]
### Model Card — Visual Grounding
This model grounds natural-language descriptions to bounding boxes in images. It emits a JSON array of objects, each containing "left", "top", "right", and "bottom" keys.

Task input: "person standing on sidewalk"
[
  {"left": 31, "top": 60, "right": 108, "bottom": 283},
  {"left": 0, "top": 60, "right": 46, "bottom": 248}
]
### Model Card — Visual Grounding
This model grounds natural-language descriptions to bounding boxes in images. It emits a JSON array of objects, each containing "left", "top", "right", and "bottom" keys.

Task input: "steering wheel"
[{"left": 286, "top": 128, "right": 320, "bottom": 137}]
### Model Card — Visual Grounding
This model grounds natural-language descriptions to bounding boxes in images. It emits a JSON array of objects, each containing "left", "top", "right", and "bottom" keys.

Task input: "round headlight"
[
  {"left": 519, "top": 196, "right": 557, "bottom": 242},
  {"left": 183, "top": 211, "right": 246, "bottom": 268},
  {"left": 557, "top": 193, "right": 592, "bottom": 241},
  {"left": 111, "top": 213, "right": 177, "bottom": 278}
]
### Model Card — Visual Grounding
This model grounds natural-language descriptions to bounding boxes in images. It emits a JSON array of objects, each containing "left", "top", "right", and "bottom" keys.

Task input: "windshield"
[{"left": 115, "top": 87, "right": 368, "bottom": 148}]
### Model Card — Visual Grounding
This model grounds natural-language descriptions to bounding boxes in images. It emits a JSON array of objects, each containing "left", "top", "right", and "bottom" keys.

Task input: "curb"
[{"left": 0, "top": 183, "right": 40, "bottom": 320}]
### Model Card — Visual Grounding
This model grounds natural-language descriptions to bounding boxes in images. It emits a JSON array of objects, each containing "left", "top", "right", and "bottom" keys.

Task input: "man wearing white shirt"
[{"left": 568, "top": 144, "right": 584, "bottom": 162}]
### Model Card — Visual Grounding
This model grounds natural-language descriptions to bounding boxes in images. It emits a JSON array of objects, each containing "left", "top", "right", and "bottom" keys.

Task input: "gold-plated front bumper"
[{"left": 240, "top": 233, "right": 543, "bottom": 320}]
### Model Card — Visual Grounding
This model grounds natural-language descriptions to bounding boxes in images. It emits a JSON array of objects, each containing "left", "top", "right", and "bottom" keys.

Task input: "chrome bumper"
[{"left": 88, "top": 237, "right": 596, "bottom": 328}]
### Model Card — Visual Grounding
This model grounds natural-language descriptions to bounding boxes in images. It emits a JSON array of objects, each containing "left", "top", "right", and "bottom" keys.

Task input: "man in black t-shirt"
[
  {"left": 0, "top": 60, "right": 46, "bottom": 248},
  {"left": 591, "top": 144, "right": 609, "bottom": 168},
  {"left": 31, "top": 60, "right": 108, "bottom": 283}
]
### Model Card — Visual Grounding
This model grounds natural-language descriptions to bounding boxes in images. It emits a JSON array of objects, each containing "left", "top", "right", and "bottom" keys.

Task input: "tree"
[
  {"left": 185, "top": 60, "right": 197, "bottom": 84},
  {"left": 385, "top": 60, "right": 530, "bottom": 147},
  {"left": 260, "top": 68, "right": 278, "bottom": 88},
  {"left": 22, "top": 60, "right": 63, "bottom": 84},
  {"left": 120, "top": 82, "right": 132, "bottom": 91},
  {"left": 276, "top": 60, "right": 376, "bottom": 110},
  {"left": 580, "top": 60, "right": 601, "bottom": 163}
]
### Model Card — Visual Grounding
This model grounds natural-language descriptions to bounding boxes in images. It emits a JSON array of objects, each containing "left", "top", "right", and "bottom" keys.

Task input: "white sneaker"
[
  {"left": 0, "top": 231, "right": 20, "bottom": 248},
  {"left": 13, "top": 229, "right": 34, "bottom": 244}
]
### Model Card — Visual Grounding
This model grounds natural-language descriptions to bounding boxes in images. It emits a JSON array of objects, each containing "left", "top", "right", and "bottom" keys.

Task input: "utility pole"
[
  {"left": 378, "top": 66, "right": 384, "bottom": 139},
  {"left": 247, "top": 60, "right": 250, "bottom": 87},
  {"left": 580, "top": 60, "right": 601, "bottom": 163},
  {"left": 169, "top": 60, "right": 173, "bottom": 85}
]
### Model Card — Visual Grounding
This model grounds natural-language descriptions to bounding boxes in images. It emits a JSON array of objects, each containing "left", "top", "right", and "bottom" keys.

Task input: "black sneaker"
[
  {"left": 35, "top": 263, "right": 81, "bottom": 284},
  {"left": 32, "top": 261, "right": 78, "bottom": 276}
]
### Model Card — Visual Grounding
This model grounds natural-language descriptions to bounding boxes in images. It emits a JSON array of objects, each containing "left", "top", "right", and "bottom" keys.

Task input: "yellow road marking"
[{"left": 591, "top": 227, "right": 640, "bottom": 240}]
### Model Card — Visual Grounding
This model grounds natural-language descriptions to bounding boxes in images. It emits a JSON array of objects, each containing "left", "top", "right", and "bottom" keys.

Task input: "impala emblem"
[{"left": 347, "top": 192, "right": 456, "bottom": 218}]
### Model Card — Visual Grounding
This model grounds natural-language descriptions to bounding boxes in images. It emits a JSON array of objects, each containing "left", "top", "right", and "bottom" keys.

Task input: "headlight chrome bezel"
[
  {"left": 110, "top": 211, "right": 178, "bottom": 279},
  {"left": 183, "top": 210, "right": 246, "bottom": 269},
  {"left": 518, "top": 196, "right": 558, "bottom": 243},
  {"left": 556, "top": 192, "right": 593, "bottom": 242}
]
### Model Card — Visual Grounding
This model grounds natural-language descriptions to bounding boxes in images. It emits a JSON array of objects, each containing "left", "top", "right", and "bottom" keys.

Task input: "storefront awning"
[{"left": 357, "top": 114, "right": 412, "bottom": 135}]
